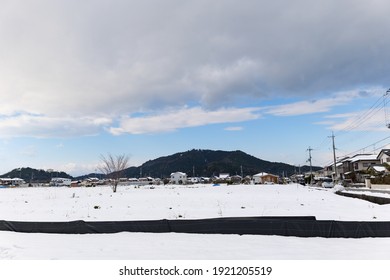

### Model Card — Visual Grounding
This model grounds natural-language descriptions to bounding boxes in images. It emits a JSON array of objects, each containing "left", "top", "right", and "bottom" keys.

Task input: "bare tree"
[{"left": 98, "top": 153, "right": 130, "bottom": 193}]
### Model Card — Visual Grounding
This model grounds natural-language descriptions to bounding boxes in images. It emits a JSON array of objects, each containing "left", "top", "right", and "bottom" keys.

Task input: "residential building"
[
  {"left": 377, "top": 149, "right": 390, "bottom": 164},
  {"left": 253, "top": 172, "right": 278, "bottom": 184},
  {"left": 170, "top": 172, "right": 187, "bottom": 184},
  {"left": 349, "top": 154, "right": 379, "bottom": 172},
  {"left": 50, "top": 177, "right": 71, "bottom": 187},
  {"left": 0, "top": 178, "right": 26, "bottom": 186},
  {"left": 322, "top": 154, "right": 380, "bottom": 182},
  {"left": 219, "top": 173, "right": 230, "bottom": 180}
]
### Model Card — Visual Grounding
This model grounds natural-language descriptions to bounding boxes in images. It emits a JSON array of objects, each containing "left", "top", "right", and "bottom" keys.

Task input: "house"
[
  {"left": 368, "top": 165, "right": 387, "bottom": 175},
  {"left": 170, "top": 172, "right": 187, "bottom": 184},
  {"left": 349, "top": 154, "right": 380, "bottom": 172},
  {"left": 0, "top": 178, "right": 10, "bottom": 185},
  {"left": 330, "top": 154, "right": 380, "bottom": 183},
  {"left": 188, "top": 177, "right": 200, "bottom": 184},
  {"left": 327, "top": 154, "right": 380, "bottom": 178},
  {"left": 50, "top": 177, "right": 71, "bottom": 187},
  {"left": 0, "top": 178, "right": 26, "bottom": 186},
  {"left": 230, "top": 175, "right": 242, "bottom": 184},
  {"left": 377, "top": 149, "right": 390, "bottom": 165},
  {"left": 219, "top": 173, "right": 230, "bottom": 180},
  {"left": 70, "top": 180, "right": 81, "bottom": 187},
  {"left": 322, "top": 156, "right": 350, "bottom": 179},
  {"left": 253, "top": 172, "right": 278, "bottom": 184}
]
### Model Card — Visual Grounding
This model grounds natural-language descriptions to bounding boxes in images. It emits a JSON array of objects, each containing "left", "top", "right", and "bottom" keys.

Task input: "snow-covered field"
[{"left": 1, "top": 183, "right": 390, "bottom": 259}]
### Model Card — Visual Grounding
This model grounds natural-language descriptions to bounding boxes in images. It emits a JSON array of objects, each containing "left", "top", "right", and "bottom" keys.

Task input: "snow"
[
  {"left": 349, "top": 154, "right": 378, "bottom": 162},
  {"left": 1, "top": 183, "right": 390, "bottom": 260}
]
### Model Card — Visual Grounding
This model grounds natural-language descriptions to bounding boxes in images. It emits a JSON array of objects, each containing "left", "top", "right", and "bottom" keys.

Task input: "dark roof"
[{"left": 378, "top": 149, "right": 390, "bottom": 158}]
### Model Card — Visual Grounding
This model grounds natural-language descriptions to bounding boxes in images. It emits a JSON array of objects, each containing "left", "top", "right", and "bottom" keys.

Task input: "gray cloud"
[{"left": 1, "top": 0, "right": 389, "bottom": 136}]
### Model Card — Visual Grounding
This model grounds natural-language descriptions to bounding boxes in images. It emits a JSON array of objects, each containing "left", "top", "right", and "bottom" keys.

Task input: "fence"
[{"left": 1, "top": 216, "right": 390, "bottom": 238}]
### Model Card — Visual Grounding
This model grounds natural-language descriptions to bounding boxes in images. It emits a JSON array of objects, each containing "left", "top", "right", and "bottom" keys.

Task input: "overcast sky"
[{"left": 1, "top": 0, "right": 390, "bottom": 176}]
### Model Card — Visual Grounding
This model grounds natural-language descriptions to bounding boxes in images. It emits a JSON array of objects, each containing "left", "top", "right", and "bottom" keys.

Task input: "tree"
[{"left": 98, "top": 153, "right": 130, "bottom": 193}]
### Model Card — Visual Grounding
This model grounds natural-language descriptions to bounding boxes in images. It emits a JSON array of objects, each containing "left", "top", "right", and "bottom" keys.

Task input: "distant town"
[{"left": 1, "top": 148, "right": 390, "bottom": 190}]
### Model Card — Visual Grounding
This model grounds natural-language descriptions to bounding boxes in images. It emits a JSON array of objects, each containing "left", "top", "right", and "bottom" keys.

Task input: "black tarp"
[
  {"left": 336, "top": 191, "right": 390, "bottom": 205},
  {"left": 1, "top": 216, "right": 390, "bottom": 238}
]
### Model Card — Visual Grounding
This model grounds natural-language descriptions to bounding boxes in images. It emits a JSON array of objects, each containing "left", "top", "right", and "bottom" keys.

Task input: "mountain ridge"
[
  {"left": 1, "top": 149, "right": 322, "bottom": 182},
  {"left": 123, "top": 149, "right": 320, "bottom": 178}
]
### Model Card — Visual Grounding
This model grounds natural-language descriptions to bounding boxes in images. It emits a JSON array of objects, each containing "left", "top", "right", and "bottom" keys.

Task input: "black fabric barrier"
[
  {"left": 336, "top": 191, "right": 390, "bottom": 205},
  {"left": 1, "top": 216, "right": 390, "bottom": 238}
]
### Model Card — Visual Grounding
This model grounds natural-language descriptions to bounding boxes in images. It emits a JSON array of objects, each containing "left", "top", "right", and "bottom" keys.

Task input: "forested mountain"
[
  {"left": 123, "top": 149, "right": 320, "bottom": 178},
  {"left": 1, "top": 167, "right": 72, "bottom": 183}
]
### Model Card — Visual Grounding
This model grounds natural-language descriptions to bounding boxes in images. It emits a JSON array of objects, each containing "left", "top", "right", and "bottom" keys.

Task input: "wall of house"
[
  {"left": 380, "top": 155, "right": 390, "bottom": 164},
  {"left": 263, "top": 175, "right": 278, "bottom": 183},
  {"left": 171, "top": 174, "right": 187, "bottom": 184},
  {"left": 353, "top": 161, "right": 380, "bottom": 171}
]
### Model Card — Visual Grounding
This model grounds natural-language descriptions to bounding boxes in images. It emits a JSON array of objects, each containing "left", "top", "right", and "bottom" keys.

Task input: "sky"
[{"left": 1, "top": 0, "right": 390, "bottom": 176}]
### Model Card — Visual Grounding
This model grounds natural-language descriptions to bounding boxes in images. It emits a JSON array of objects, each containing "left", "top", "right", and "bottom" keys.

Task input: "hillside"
[
  {"left": 123, "top": 149, "right": 320, "bottom": 178},
  {"left": 0, "top": 167, "right": 72, "bottom": 183}
]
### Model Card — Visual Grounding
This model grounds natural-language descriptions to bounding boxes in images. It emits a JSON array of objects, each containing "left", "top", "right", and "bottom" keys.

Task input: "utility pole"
[
  {"left": 330, "top": 131, "right": 337, "bottom": 182},
  {"left": 240, "top": 165, "right": 243, "bottom": 178},
  {"left": 307, "top": 147, "right": 313, "bottom": 185}
]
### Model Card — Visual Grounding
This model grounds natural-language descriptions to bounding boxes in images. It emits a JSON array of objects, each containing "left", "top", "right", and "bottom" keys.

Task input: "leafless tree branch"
[{"left": 98, "top": 153, "right": 130, "bottom": 192}]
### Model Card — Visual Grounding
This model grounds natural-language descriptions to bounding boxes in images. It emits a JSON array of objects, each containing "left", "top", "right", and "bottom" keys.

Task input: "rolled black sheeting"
[
  {"left": 84, "top": 219, "right": 171, "bottom": 234},
  {"left": 1, "top": 216, "right": 390, "bottom": 238},
  {"left": 336, "top": 191, "right": 390, "bottom": 205},
  {"left": 169, "top": 217, "right": 289, "bottom": 235},
  {"left": 0, "top": 219, "right": 172, "bottom": 234}
]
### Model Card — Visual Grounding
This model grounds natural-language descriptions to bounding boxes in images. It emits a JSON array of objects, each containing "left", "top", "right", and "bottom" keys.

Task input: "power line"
[
  {"left": 313, "top": 136, "right": 331, "bottom": 151},
  {"left": 315, "top": 89, "right": 389, "bottom": 168},
  {"left": 334, "top": 89, "right": 390, "bottom": 139},
  {"left": 322, "top": 135, "right": 390, "bottom": 167},
  {"left": 340, "top": 135, "right": 390, "bottom": 158},
  {"left": 335, "top": 93, "right": 385, "bottom": 136}
]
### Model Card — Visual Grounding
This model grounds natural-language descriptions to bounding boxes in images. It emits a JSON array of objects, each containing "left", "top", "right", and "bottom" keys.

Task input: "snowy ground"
[{"left": 1, "top": 183, "right": 390, "bottom": 259}]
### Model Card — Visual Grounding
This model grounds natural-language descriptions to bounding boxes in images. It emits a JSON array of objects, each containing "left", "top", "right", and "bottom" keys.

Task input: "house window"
[
  {"left": 387, "top": 158, "right": 390, "bottom": 162},
  {"left": 354, "top": 163, "right": 358, "bottom": 170},
  {"left": 363, "top": 163, "right": 369, "bottom": 167}
]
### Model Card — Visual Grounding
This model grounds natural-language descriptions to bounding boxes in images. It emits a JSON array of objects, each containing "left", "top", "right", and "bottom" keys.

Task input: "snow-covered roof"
[
  {"left": 370, "top": 165, "right": 387, "bottom": 172},
  {"left": 349, "top": 154, "right": 378, "bottom": 163},
  {"left": 219, "top": 173, "right": 230, "bottom": 179},
  {"left": 253, "top": 172, "right": 268, "bottom": 177},
  {"left": 170, "top": 172, "right": 186, "bottom": 176},
  {"left": 0, "top": 178, "right": 12, "bottom": 181},
  {"left": 253, "top": 172, "right": 278, "bottom": 177}
]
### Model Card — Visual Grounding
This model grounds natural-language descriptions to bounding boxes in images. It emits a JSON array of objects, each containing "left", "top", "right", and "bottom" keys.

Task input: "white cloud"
[
  {"left": 327, "top": 110, "right": 387, "bottom": 132},
  {"left": 224, "top": 126, "right": 244, "bottom": 131},
  {"left": 191, "top": 58, "right": 262, "bottom": 105},
  {"left": 19, "top": 145, "right": 37, "bottom": 157},
  {"left": 265, "top": 89, "right": 380, "bottom": 116},
  {"left": 109, "top": 107, "right": 260, "bottom": 135},
  {"left": 0, "top": 2, "right": 389, "bottom": 138},
  {"left": 56, "top": 162, "right": 100, "bottom": 176},
  {"left": 0, "top": 114, "right": 112, "bottom": 138},
  {"left": 56, "top": 143, "right": 64, "bottom": 149}
]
